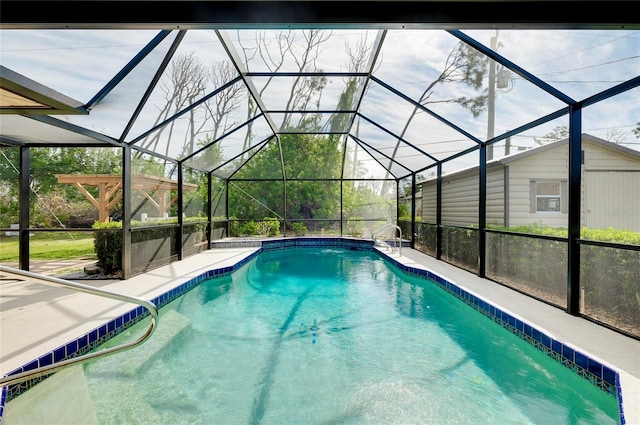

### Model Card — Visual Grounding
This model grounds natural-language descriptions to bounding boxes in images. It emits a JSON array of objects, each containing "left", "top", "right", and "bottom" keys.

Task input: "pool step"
[
  {"left": 4, "top": 366, "right": 99, "bottom": 425},
  {"left": 86, "top": 369, "right": 163, "bottom": 424},
  {"left": 373, "top": 238, "right": 389, "bottom": 248},
  {"left": 82, "top": 310, "right": 193, "bottom": 423},
  {"left": 4, "top": 310, "right": 191, "bottom": 425},
  {"left": 122, "top": 309, "right": 192, "bottom": 375},
  {"left": 383, "top": 238, "right": 411, "bottom": 247}
]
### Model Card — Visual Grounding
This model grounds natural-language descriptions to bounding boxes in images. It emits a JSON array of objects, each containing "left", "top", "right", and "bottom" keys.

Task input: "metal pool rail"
[{"left": 0, "top": 265, "right": 158, "bottom": 387}]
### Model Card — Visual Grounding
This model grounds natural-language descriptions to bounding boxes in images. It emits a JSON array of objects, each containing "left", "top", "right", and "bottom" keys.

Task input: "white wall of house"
[
  {"left": 506, "top": 144, "right": 569, "bottom": 228},
  {"left": 585, "top": 171, "right": 640, "bottom": 231},
  {"left": 487, "top": 167, "right": 505, "bottom": 226},
  {"left": 422, "top": 183, "right": 437, "bottom": 223},
  {"left": 441, "top": 169, "right": 478, "bottom": 226},
  {"left": 420, "top": 165, "right": 504, "bottom": 227},
  {"left": 583, "top": 142, "right": 640, "bottom": 231},
  {"left": 419, "top": 135, "right": 640, "bottom": 231}
]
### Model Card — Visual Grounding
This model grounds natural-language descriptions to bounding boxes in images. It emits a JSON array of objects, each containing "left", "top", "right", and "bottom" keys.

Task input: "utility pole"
[{"left": 487, "top": 30, "right": 498, "bottom": 161}]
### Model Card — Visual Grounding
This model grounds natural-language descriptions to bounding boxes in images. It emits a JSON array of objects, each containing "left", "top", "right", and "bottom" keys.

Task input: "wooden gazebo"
[{"left": 55, "top": 174, "right": 198, "bottom": 222}]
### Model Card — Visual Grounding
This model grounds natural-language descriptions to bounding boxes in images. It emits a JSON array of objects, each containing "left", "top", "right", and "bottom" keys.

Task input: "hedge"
[{"left": 92, "top": 218, "right": 207, "bottom": 275}]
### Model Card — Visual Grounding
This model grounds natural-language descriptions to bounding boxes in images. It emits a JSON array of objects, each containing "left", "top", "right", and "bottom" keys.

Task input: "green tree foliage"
[
  {"left": 182, "top": 166, "right": 209, "bottom": 219},
  {"left": 0, "top": 146, "right": 20, "bottom": 226},
  {"left": 535, "top": 126, "right": 569, "bottom": 145},
  {"left": 230, "top": 133, "right": 343, "bottom": 223},
  {"left": 0, "top": 147, "right": 121, "bottom": 227},
  {"left": 342, "top": 180, "right": 392, "bottom": 221}
]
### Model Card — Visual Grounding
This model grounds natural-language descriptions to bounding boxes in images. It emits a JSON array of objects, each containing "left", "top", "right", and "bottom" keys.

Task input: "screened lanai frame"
[{"left": 1, "top": 1, "right": 639, "bottom": 339}]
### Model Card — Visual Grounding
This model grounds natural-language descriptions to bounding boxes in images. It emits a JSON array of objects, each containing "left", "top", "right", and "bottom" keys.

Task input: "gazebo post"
[{"left": 98, "top": 183, "right": 108, "bottom": 222}]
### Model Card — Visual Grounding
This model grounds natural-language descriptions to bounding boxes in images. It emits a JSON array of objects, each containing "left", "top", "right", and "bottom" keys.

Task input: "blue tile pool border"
[{"left": 0, "top": 237, "right": 626, "bottom": 424}]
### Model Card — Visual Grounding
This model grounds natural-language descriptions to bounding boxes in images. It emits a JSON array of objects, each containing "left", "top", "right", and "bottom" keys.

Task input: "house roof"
[
  {"left": 418, "top": 133, "right": 640, "bottom": 183},
  {"left": 499, "top": 133, "right": 640, "bottom": 165}
]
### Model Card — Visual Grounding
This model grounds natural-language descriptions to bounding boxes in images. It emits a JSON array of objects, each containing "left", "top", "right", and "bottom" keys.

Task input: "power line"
[{"left": 501, "top": 30, "right": 640, "bottom": 72}]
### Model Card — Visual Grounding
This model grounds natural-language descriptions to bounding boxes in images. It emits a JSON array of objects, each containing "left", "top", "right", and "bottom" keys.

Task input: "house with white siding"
[{"left": 420, "top": 134, "right": 640, "bottom": 231}]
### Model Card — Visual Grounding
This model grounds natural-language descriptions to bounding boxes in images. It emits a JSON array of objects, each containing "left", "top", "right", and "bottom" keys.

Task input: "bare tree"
[
  {"left": 135, "top": 51, "right": 244, "bottom": 175},
  {"left": 280, "top": 30, "right": 331, "bottom": 129},
  {"left": 381, "top": 42, "right": 489, "bottom": 194},
  {"left": 337, "top": 33, "right": 377, "bottom": 178},
  {"left": 189, "top": 60, "right": 244, "bottom": 171},
  {"left": 607, "top": 127, "right": 628, "bottom": 144},
  {"left": 537, "top": 125, "right": 632, "bottom": 147},
  {"left": 237, "top": 30, "right": 332, "bottom": 134},
  {"left": 136, "top": 51, "right": 207, "bottom": 163},
  {"left": 200, "top": 61, "right": 244, "bottom": 144}
]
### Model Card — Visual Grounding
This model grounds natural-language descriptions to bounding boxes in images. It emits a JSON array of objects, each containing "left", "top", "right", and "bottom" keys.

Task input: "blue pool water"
[{"left": 20, "top": 247, "right": 623, "bottom": 424}]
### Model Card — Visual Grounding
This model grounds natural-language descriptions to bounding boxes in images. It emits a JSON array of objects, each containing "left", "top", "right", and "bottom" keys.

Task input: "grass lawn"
[{"left": 0, "top": 231, "right": 96, "bottom": 262}]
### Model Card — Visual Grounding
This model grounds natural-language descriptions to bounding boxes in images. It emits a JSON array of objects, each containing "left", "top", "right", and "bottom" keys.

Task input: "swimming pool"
[{"left": 3, "top": 243, "right": 621, "bottom": 424}]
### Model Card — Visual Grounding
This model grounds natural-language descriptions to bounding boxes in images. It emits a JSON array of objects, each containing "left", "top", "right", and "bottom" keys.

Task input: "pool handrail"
[
  {"left": 0, "top": 265, "right": 158, "bottom": 387},
  {"left": 371, "top": 223, "right": 402, "bottom": 255}
]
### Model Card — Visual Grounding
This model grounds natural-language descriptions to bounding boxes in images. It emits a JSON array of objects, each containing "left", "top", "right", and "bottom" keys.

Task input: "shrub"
[
  {"left": 489, "top": 223, "right": 640, "bottom": 245},
  {"left": 238, "top": 221, "right": 259, "bottom": 236},
  {"left": 228, "top": 217, "right": 240, "bottom": 236},
  {"left": 92, "top": 217, "right": 208, "bottom": 275},
  {"left": 346, "top": 216, "right": 364, "bottom": 237},
  {"left": 582, "top": 227, "right": 640, "bottom": 245},
  {"left": 31, "top": 189, "right": 97, "bottom": 228},
  {"left": 260, "top": 217, "right": 280, "bottom": 236},
  {"left": 291, "top": 222, "right": 307, "bottom": 236},
  {"left": 92, "top": 221, "right": 122, "bottom": 274}
]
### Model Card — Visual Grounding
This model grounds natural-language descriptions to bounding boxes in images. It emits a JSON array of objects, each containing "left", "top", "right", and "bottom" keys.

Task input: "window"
[
  {"left": 530, "top": 180, "right": 567, "bottom": 213},
  {"left": 536, "top": 181, "right": 561, "bottom": 212}
]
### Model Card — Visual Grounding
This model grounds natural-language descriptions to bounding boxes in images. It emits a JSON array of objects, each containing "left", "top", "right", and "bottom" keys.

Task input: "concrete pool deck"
[{"left": 1, "top": 245, "right": 639, "bottom": 423}]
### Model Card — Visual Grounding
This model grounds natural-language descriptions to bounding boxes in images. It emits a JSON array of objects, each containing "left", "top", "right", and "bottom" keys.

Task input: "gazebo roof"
[{"left": 55, "top": 174, "right": 197, "bottom": 222}]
